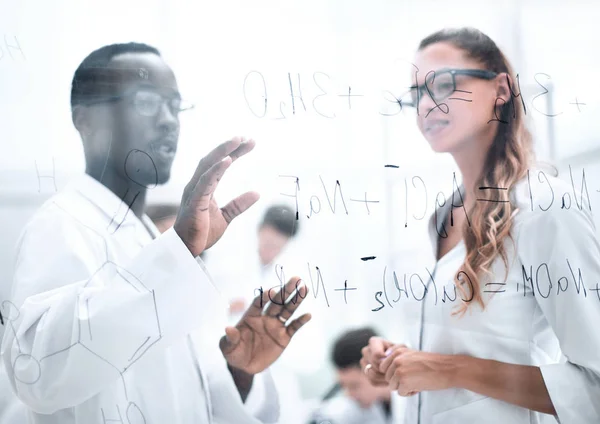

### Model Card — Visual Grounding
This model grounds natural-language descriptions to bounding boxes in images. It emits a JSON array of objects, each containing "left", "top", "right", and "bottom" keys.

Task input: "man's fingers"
[
  {"left": 220, "top": 191, "right": 260, "bottom": 225},
  {"left": 247, "top": 287, "right": 271, "bottom": 315},
  {"left": 189, "top": 157, "right": 233, "bottom": 209},
  {"left": 229, "top": 138, "right": 256, "bottom": 162},
  {"left": 285, "top": 313, "right": 312, "bottom": 338},
  {"left": 220, "top": 326, "right": 242, "bottom": 355},
  {"left": 185, "top": 137, "right": 245, "bottom": 195},
  {"left": 264, "top": 277, "right": 307, "bottom": 319}
]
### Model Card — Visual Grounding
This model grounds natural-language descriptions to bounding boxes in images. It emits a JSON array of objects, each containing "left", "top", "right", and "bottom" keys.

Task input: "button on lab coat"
[
  {"left": 399, "top": 176, "right": 600, "bottom": 424},
  {"left": 1, "top": 174, "right": 280, "bottom": 424}
]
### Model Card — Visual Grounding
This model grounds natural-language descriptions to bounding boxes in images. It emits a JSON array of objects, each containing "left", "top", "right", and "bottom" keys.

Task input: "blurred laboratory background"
[{"left": 1, "top": 0, "right": 598, "bottom": 422}]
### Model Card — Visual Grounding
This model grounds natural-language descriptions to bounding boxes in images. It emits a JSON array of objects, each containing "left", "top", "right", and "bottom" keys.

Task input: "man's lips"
[{"left": 150, "top": 138, "right": 177, "bottom": 156}]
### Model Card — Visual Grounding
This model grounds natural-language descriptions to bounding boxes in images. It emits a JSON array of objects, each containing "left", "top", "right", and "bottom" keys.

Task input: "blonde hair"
[{"left": 418, "top": 28, "right": 534, "bottom": 315}]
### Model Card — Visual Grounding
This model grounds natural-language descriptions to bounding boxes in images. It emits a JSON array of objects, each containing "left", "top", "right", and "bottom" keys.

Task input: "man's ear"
[{"left": 72, "top": 105, "right": 93, "bottom": 138}]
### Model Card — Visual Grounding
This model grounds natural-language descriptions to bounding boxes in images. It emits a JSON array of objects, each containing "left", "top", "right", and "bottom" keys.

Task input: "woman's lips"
[{"left": 424, "top": 119, "right": 449, "bottom": 136}]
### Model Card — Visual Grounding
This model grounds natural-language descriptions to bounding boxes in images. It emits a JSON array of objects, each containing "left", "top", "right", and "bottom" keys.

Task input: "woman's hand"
[
  {"left": 359, "top": 336, "right": 397, "bottom": 386},
  {"left": 379, "top": 345, "right": 456, "bottom": 396}
]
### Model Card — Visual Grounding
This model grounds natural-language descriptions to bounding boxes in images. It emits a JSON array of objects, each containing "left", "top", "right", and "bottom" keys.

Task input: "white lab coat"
[
  {"left": 397, "top": 175, "right": 600, "bottom": 423},
  {"left": 1, "top": 174, "right": 280, "bottom": 424},
  {"left": 309, "top": 391, "right": 405, "bottom": 424}
]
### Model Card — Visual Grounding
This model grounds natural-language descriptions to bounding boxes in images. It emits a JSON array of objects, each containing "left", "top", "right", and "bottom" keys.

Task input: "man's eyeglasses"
[
  {"left": 81, "top": 88, "right": 195, "bottom": 117},
  {"left": 404, "top": 68, "right": 498, "bottom": 108}
]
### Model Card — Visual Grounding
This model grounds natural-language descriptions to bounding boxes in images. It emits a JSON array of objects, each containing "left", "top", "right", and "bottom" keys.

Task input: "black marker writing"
[
  {"left": 124, "top": 149, "right": 158, "bottom": 189},
  {"left": 334, "top": 280, "right": 357, "bottom": 305},
  {"left": 320, "top": 176, "right": 348, "bottom": 215},
  {"left": 338, "top": 86, "right": 364, "bottom": 110},
  {"left": 306, "top": 263, "right": 330, "bottom": 307},
  {"left": 349, "top": 192, "right": 380, "bottom": 215},
  {"left": 279, "top": 175, "right": 300, "bottom": 220},
  {"left": 489, "top": 73, "right": 526, "bottom": 124},
  {"left": 476, "top": 186, "right": 510, "bottom": 205}
]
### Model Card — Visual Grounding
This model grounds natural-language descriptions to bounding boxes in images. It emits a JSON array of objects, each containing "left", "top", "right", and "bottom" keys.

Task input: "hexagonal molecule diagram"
[{"left": 3, "top": 202, "right": 159, "bottom": 421}]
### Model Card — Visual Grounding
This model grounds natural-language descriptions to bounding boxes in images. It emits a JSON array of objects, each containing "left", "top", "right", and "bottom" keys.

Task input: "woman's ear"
[{"left": 494, "top": 72, "right": 512, "bottom": 104}]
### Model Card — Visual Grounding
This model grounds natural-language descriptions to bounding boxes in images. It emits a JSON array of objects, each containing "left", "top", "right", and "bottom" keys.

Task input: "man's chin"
[{"left": 156, "top": 171, "right": 171, "bottom": 186}]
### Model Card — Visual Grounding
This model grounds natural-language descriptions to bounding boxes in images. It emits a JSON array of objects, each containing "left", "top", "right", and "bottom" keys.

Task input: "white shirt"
[
  {"left": 398, "top": 175, "right": 600, "bottom": 424},
  {"left": 1, "top": 174, "right": 279, "bottom": 424},
  {"left": 310, "top": 392, "right": 404, "bottom": 424}
]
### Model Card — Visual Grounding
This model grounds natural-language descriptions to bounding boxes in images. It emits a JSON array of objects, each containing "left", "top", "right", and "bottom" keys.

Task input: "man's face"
[
  {"left": 337, "top": 366, "right": 383, "bottom": 408},
  {"left": 87, "top": 52, "right": 181, "bottom": 187},
  {"left": 257, "top": 225, "right": 290, "bottom": 266}
]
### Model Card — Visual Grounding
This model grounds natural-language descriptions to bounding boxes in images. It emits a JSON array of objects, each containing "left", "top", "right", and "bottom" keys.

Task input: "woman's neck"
[{"left": 452, "top": 144, "right": 489, "bottom": 211}]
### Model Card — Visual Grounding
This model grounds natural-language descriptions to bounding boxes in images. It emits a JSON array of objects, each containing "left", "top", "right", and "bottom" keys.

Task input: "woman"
[{"left": 360, "top": 28, "right": 600, "bottom": 423}]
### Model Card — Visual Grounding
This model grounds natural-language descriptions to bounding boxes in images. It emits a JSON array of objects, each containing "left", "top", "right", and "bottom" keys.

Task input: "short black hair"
[
  {"left": 70, "top": 42, "right": 161, "bottom": 109},
  {"left": 332, "top": 327, "right": 378, "bottom": 370},
  {"left": 260, "top": 204, "right": 299, "bottom": 237}
]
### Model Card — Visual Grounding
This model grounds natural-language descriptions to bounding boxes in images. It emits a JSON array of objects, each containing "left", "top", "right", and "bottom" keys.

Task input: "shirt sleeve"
[
  {"left": 516, "top": 203, "right": 600, "bottom": 423},
  {"left": 1, "top": 204, "right": 222, "bottom": 414},
  {"left": 207, "top": 365, "right": 281, "bottom": 424},
  {"left": 186, "top": 262, "right": 282, "bottom": 424}
]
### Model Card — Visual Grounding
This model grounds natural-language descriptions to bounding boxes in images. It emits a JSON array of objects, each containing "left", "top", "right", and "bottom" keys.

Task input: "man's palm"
[
  {"left": 174, "top": 137, "right": 259, "bottom": 256},
  {"left": 220, "top": 277, "right": 311, "bottom": 374}
]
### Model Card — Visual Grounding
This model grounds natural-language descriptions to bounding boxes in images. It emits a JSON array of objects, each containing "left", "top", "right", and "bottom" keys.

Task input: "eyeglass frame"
[
  {"left": 78, "top": 85, "right": 195, "bottom": 117},
  {"left": 403, "top": 68, "right": 499, "bottom": 109}
]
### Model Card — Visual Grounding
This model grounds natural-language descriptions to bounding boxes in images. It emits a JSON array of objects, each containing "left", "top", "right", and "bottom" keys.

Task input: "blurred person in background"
[
  {"left": 308, "top": 327, "right": 403, "bottom": 424},
  {"left": 228, "top": 204, "right": 300, "bottom": 319},
  {"left": 360, "top": 27, "right": 600, "bottom": 423}
]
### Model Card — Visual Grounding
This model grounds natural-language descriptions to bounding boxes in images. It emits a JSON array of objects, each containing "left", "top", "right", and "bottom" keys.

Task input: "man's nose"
[{"left": 156, "top": 102, "right": 178, "bottom": 132}]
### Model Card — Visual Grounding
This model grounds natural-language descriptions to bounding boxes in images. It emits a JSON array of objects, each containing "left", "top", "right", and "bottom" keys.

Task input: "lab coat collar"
[{"left": 68, "top": 173, "right": 151, "bottom": 233}]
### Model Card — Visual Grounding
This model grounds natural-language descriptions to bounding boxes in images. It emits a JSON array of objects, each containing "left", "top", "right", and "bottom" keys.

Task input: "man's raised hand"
[
  {"left": 219, "top": 277, "right": 312, "bottom": 375},
  {"left": 174, "top": 137, "right": 259, "bottom": 257}
]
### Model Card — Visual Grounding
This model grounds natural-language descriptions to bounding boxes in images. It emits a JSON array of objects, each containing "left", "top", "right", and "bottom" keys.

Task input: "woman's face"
[{"left": 412, "top": 42, "right": 503, "bottom": 156}]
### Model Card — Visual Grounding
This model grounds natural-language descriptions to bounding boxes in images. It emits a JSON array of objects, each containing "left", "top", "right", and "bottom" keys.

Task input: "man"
[
  {"left": 257, "top": 204, "right": 299, "bottom": 270},
  {"left": 1, "top": 42, "right": 311, "bottom": 424},
  {"left": 308, "top": 328, "right": 404, "bottom": 424}
]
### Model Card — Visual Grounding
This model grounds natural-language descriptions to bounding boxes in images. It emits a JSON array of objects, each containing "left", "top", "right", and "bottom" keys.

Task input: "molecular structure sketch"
[{"left": 2, "top": 198, "right": 159, "bottom": 423}]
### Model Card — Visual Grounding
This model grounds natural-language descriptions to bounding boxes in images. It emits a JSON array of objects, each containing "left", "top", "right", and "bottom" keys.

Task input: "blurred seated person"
[
  {"left": 308, "top": 327, "right": 404, "bottom": 424},
  {"left": 145, "top": 202, "right": 179, "bottom": 233},
  {"left": 228, "top": 204, "right": 299, "bottom": 317}
]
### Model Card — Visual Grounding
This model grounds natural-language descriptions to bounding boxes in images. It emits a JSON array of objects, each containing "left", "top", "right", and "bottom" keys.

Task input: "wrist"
[
  {"left": 228, "top": 363, "right": 255, "bottom": 402},
  {"left": 447, "top": 354, "right": 473, "bottom": 390},
  {"left": 173, "top": 225, "right": 200, "bottom": 257}
]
